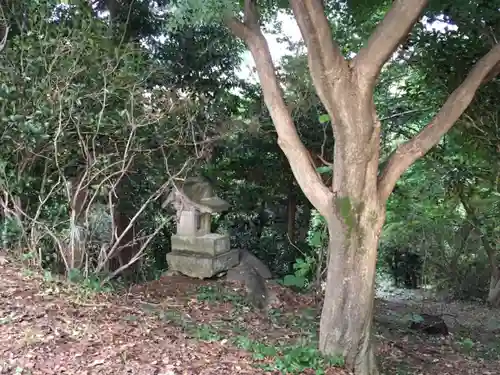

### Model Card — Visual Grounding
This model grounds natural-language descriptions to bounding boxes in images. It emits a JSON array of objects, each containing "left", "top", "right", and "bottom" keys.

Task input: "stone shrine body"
[{"left": 165, "top": 177, "right": 239, "bottom": 279}]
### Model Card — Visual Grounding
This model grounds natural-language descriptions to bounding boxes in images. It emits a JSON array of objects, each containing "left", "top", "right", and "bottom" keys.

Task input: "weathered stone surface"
[
  {"left": 164, "top": 177, "right": 230, "bottom": 214},
  {"left": 239, "top": 249, "right": 272, "bottom": 279},
  {"left": 164, "top": 269, "right": 182, "bottom": 277},
  {"left": 166, "top": 248, "right": 239, "bottom": 279},
  {"left": 225, "top": 262, "right": 279, "bottom": 308},
  {"left": 176, "top": 209, "right": 199, "bottom": 236},
  {"left": 198, "top": 196, "right": 230, "bottom": 212},
  {"left": 171, "top": 233, "right": 230, "bottom": 256}
]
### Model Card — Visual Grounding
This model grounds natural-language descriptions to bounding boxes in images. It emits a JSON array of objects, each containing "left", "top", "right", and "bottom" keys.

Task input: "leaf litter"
[{"left": 0, "top": 257, "right": 498, "bottom": 374}]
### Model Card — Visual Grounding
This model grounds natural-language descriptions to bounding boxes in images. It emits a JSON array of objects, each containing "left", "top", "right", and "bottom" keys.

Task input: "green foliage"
[
  {"left": 0, "top": 1, "right": 244, "bottom": 284},
  {"left": 233, "top": 335, "right": 279, "bottom": 358},
  {"left": 193, "top": 324, "right": 223, "bottom": 342},
  {"left": 0, "top": 216, "right": 23, "bottom": 250},
  {"left": 0, "top": 3, "right": 169, "bottom": 273},
  {"left": 261, "top": 344, "right": 344, "bottom": 374},
  {"left": 196, "top": 285, "right": 245, "bottom": 304},
  {"left": 280, "top": 208, "right": 329, "bottom": 290},
  {"left": 169, "top": 0, "right": 238, "bottom": 30},
  {"left": 0, "top": 0, "right": 498, "bottom": 312},
  {"left": 459, "top": 337, "right": 475, "bottom": 353},
  {"left": 374, "top": 1, "right": 500, "bottom": 299},
  {"left": 234, "top": 335, "right": 344, "bottom": 375},
  {"left": 67, "top": 269, "right": 115, "bottom": 293},
  {"left": 318, "top": 114, "right": 330, "bottom": 124},
  {"left": 282, "top": 256, "right": 312, "bottom": 290}
]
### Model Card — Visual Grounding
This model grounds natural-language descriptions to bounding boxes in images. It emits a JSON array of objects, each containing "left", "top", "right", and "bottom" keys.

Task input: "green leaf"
[
  {"left": 316, "top": 165, "right": 332, "bottom": 174},
  {"left": 318, "top": 114, "right": 330, "bottom": 124},
  {"left": 309, "top": 232, "right": 323, "bottom": 247},
  {"left": 283, "top": 274, "right": 306, "bottom": 288}
]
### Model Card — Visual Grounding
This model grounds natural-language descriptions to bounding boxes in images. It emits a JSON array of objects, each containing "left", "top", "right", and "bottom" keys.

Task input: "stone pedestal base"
[
  {"left": 171, "top": 233, "right": 230, "bottom": 256},
  {"left": 166, "top": 248, "right": 239, "bottom": 279}
]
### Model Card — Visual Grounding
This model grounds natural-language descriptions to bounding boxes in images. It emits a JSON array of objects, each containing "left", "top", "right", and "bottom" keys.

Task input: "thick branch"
[
  {"left": 482, "top": 61, "right": 500, "bottom": 83},
  {"left": 353, "top": 0, "right": 428, "bottom": 89},
  {"left": 289, "top": 0, "right": 349, "bottom": 118},
  {"left": 378, "top": 42, "right": 500, "bottom": 202},
  {"left": 226, "top": 1, "right": 333, "bottom": 213},
  {"left": 223, "top": 0, "right": 259, "bottom": 40}
]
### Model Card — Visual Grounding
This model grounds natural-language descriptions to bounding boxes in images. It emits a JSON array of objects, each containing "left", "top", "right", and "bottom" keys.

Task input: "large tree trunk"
[
  {"left": 317, "top": 98, "right": 384, "bottom": 372},
  {"left": 321, "top": 197, "right": 384, "bottom": 374}
]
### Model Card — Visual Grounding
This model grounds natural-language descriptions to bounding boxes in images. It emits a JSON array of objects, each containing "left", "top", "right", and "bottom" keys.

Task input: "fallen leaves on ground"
[
  {"left": 0, "top": 261, "right": 347, "bottom": 375},
  {"left": 0, "top": 258, "right": 499, "bottom": 375}
]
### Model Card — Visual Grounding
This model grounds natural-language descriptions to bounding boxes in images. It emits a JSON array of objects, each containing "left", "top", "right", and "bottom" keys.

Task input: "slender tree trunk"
[
  {"left": 488, "top": 274, "right": 500, "bottom": 307},
  {"left": 459, "top": 192, "right": 500, "bottom": 306},
  {"left": 286, "top": 182, "right": 297, "bottom": 243},
  {"left": 297, "top": 203, "right": 311, "bottom": 243}
]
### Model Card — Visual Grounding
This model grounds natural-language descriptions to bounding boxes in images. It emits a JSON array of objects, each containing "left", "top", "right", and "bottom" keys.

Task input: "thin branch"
[
  {"left": 353, "top": 0, "right": 428, "bottom": 89},
  {"left": 379, "top": 107, "right": 432, "bottom": 122},
  {"left": 0, "top": 25, "right": 9, "bottom": 53},
  {"left": 95, "top": 180, "right": 170, "bottom": 271},
  {"left": 378, "top": 42, "right": 500, "bottom": 202},
  {"left": 101, "top": 220, "right": 167, "bottom": 285}
]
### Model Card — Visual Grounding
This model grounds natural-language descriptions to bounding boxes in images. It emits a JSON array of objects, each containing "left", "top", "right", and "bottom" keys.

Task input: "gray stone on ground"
[
  {"left": 225, "top": 260, "right": 279, "bottom": 307},
  {"left": 238, "top": 249, "right": 272, "bottom": 279}
]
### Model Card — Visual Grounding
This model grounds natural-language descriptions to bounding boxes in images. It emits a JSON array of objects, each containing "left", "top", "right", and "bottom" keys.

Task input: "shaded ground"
[{"left": 0, "top": 257, "right": 499, "bottom": 374}]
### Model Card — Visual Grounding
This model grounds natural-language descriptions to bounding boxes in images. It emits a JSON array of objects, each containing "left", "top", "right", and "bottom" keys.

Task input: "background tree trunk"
[
  {"left": 488, "top": 275, "right": 500, "bottom": 307},
  {"left": 460, "top": 192, "right": 500, "bottom": 306},
  {"left": 286, "top": 182, "right": 297, "bottom": 243}
]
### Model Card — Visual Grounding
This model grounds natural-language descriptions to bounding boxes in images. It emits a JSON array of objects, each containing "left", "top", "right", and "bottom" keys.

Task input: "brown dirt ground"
[{"left": 0, "top": 256, "right": 499, "bottom": 375}]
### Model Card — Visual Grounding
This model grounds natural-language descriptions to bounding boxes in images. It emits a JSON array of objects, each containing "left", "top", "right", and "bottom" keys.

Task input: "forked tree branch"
[
  {"left": 225, "top": 0, "right": 332, "bottom": 213},
  {"left": 353, "top": 0, "right": 428, "bottom": 89},
  {"left": 225, "top": 0, "right": 259, "bottom": 39},
  {"left": 378, "top": 42, "right": 500, "bottom": 202},
  {"left": 289, "top": 0, "right": 349, "bottom": 120}
]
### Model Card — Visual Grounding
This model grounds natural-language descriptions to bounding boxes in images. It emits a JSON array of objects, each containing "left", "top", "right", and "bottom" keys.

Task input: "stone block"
[
  {"left": 166, "top": 248, "right": 239, "bottom": 279},
  {"left": 171, "top": 233, "right": 230, "bottom": 256},
  {"left": 239, "top": 249, "right": 272, "bottom": 279}
]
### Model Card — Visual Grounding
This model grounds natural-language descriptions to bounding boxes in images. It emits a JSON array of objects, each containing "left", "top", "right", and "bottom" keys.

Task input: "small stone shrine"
[{"left": 165, "top": 176, "right": 239, "bottom": 279}]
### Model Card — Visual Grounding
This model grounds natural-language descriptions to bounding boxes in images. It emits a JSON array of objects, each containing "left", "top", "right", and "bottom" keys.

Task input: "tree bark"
[{"left": 321, "top": 196, "right": 384, "bottom": 374}]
